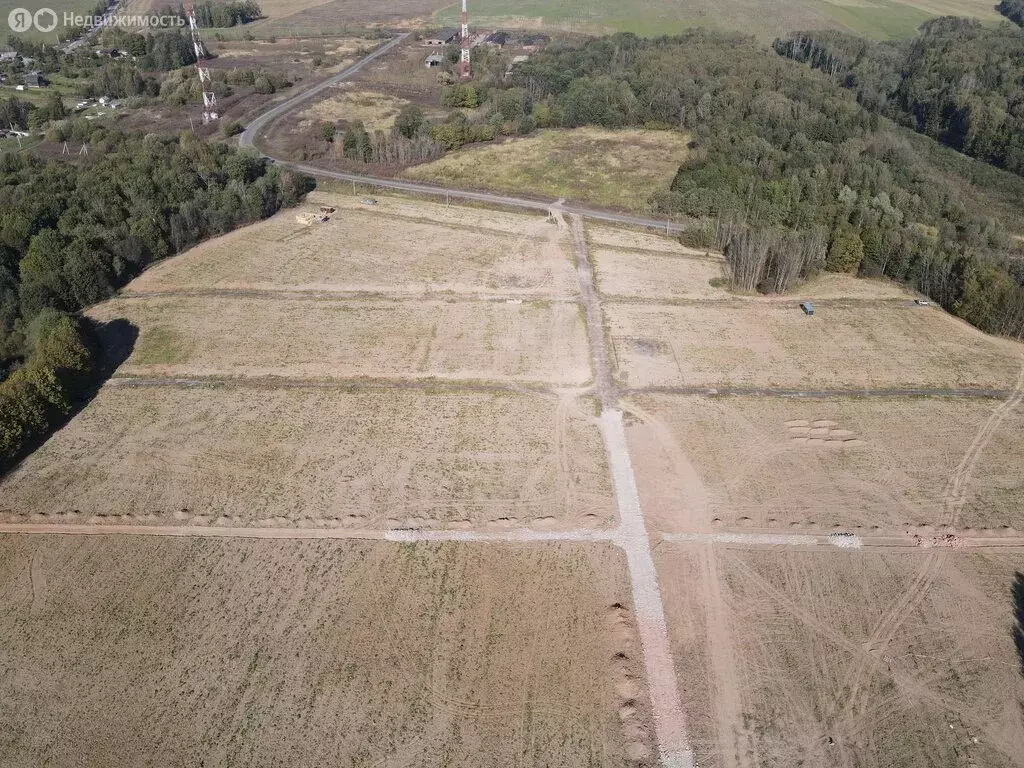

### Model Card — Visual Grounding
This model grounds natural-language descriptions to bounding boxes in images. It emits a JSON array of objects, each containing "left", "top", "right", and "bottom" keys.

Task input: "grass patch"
[
  {"left": 405, "top": 127, "right": 690, "bottom": 213},
  {"left": 298, "top": 89, "right": 411, "bottom": 132},
  {"left": 133, "top": 325, "right": 191, "bottom": 366}
]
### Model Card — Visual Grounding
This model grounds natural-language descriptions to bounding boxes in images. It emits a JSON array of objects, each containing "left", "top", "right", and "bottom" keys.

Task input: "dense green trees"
[
  {"left": 0, "top": 127, "right": 312, "bottom": 363},
  {"left": 0, "top": 98, "right": 34, "bottom": 131},
  {"left": 0, "top": 310, "right": 95, "bottom": 469},
  {"left": 775, "top": 19, "right": 1024, "bottom": 176},
  {"left": 160, "top": 1, "right": 263, "bottom": 28},
  {"left": 491, "top": 30, "right": 1024, "bottom": 337},
  {"left": 192, "top": 0, "right": 263, "bottom": 28},
  {"left": 998, "top": 0, "right": 1024, "bottom": 26}
]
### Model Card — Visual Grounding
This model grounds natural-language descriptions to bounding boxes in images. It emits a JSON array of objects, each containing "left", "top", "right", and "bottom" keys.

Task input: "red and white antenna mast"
[
  {"left": 183, "top": 0, "right": 217, "bottom": 123},
  {"left": 459, "top": 0, "right": 471, "bottom": 80}
]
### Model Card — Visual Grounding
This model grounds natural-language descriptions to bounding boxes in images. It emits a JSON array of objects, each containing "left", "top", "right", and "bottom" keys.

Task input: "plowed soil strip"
[
  {"left": 0, "top": 523, "right": 613, "bottom": 543},
  {"left": 120, "top": 289, "right": 581, "bottom": 303},
  {"left": 108, "top": 374, "right": 556, "bottom": 395},
  {"left": 632, "top": 385, "right": 1012, "bottom": 399},
  {"left": 662, "top": 531, "right": 1024, "bottom": 550}
]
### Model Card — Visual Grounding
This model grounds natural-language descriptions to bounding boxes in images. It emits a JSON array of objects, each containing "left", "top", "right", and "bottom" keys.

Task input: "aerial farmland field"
[{"left": 2, "top": 189, "right": 1022, "bottom": 768}]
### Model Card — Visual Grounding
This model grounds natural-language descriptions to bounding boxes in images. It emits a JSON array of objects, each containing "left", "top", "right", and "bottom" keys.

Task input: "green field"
[
  {"left": 434, "top": 0, "right": 1002, "bottom": 40},
  {"left": 405, "top": 127, "right": 690, "bottom": 213}
]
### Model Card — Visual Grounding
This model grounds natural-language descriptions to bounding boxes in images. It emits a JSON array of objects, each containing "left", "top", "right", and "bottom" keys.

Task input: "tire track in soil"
[
  {"left": 623, "top": 400, "right": 743, "bottom": 767},
  {"left": 724, "top": 553, "right": 988, "bottom": 728},
  {"left": 830, "top": 363, "right": 1023, "bottom": 735},
  {"left": 698, "top": 544, "right": 743, "bottom": 768}
]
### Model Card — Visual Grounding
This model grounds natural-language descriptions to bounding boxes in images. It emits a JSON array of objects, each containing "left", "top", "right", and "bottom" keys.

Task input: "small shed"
[
  {"left": 424, "top": 28, "right": 459, "bottom": 46},
  {"left": 424, "top": 52, "right": 444, "bottom": 68},
  {"left": 800, "top": 302, "right": 815, "bottom": 316},
  {"left": 23, "top": 71, "right": 46, "bottom": 88}
]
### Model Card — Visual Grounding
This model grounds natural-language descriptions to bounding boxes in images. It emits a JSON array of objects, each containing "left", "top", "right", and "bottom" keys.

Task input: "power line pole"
[
  {"left": 459, "top": 0, "right": 472, "bottom": 81},
  {"left": 184, "top": 0, "right": 218, "bottom": 124}
]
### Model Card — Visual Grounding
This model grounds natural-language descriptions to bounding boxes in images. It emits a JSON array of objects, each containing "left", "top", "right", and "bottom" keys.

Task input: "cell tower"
[
  {"left": 183, "top": 0, "right": 218, "bottom": 123},
  {"left": 459, "top": 0, "right": 471, "bottom": 80}
]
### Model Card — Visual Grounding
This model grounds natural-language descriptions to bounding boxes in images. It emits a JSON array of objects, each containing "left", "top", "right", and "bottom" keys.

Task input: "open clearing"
[
  {"left": 298, "top": 88, "right": 414, "bottom": 131},
  {"left": 607, "top": 301, "right": 1023, "bottom": 390},
  {"left": 0, "top": 386, "right": 614, "bottom": 530},
  {"left": 4, "top": 184, "right": 1024, "bottom": 768},
  {"left": 130, "top": 192, "right": 577, "bottom": 298},
  {"left": 431, "top": 0, "right": 1001, "bottom": 39},
  {"left": 88, "top": 295, "right": 590, "bottom": 385},
  {"left": 625, "top": 393, "right": 1024, "bottom": 532},
  {"left": 405, "top": 128, "right": 691, "bottom": 213},
  {"left": 658, "top": 547, "right": 1024, "bottom": 768},
  {"left": 0, "top": 535, "right": 651, "bottom": 767}
]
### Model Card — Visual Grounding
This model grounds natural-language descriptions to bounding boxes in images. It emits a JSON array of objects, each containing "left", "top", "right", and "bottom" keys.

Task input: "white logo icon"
[
  {"left": 7, "top": 7, "right": 58, "bottom": 32},
  {"left": 34, "top": 7, "right": 58, "bottom": 32},
  {"left": 8, "top": 8, "right": 33, "bottom": 32}
]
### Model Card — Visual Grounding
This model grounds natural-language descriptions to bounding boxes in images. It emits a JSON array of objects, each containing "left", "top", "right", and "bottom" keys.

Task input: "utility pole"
[
  {"left": 183, "top": 0, "right": 218, "bottom": 124},
  {"left": 459, "top": 0, "right": 472, "bottom": 81}
]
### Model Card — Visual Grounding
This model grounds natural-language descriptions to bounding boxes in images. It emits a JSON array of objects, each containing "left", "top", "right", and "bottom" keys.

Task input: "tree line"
[
  {"left": 0, "top": 126, "right": 312, "bottom": 365},
  {"left": 160, "top": 1, "right": 263, "bottom": 28},
  {"left": 774, "top": 18, "right": 1024, "bottom": 177},
  {"left": 0, "top": 309, "right": 96, "bottom": 470},
  {"left": 482, "top": 30, "right": 1024, "bottom": 338}
]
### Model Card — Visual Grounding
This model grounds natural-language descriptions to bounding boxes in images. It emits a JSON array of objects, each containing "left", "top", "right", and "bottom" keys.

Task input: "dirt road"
[{"left": 239, "top": 37, "right": 690, "bottom": 235}]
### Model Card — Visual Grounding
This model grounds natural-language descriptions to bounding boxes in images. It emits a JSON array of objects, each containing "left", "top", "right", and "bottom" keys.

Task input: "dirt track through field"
[
  {"left": 633, "top": 385, "right": 1014, "bottom": 399},
  {"left": 942, "top": 364, "right": 1024, "bottom": 527},
  {"left": 662, "top": 531, "right": 1024, "bottom": 550},
  {"left": 0, "top": 522, "right": 615, "bottom": 543},
  {"left": 570, "top": 214, "right": 696, "bottom": 768},
  {"left": 823, "top": 363, "right": 1024, "bottom": 753}
]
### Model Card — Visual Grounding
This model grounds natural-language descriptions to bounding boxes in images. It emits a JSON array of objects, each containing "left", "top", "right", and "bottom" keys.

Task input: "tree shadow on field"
[
  {"left": 0, "top": 319, "right": 138, "bottom": 479},
  {"left": 92, "top": 318, "right": 139, "bottom": 378},
  {"left": 1013, "top": 572, "right": 1024, "bottom": 678}
]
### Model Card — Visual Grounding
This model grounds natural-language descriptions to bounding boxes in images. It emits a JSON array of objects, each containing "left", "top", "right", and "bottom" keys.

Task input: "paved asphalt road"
[{"left": 239, "top": 34, "right": 688, "bottom": 234}]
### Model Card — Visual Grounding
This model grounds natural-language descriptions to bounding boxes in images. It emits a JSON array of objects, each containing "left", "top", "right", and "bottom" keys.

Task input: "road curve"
[
  {"left": 239, "top": 35, "right": 686, "bottom": 234},
  {"left": 239, "top": 33, "right": 410, "bottom": 150}
]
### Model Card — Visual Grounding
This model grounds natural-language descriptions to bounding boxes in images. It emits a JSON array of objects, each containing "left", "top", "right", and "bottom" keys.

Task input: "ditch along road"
[{"left": 239, "top": 35, "right": 689, "bottom": 234}]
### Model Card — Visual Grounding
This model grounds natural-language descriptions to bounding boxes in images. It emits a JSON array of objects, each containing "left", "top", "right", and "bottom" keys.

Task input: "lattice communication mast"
[
  {"left": 459, "top": 0, "right": 471, "bottom": 80},
  {"left": 184, "top": 0, "right": 218, "bottom": 123}
]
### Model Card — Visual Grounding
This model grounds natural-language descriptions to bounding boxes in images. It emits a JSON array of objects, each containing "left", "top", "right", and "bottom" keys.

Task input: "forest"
[
  {"left": 0, "top": 127, "right": 312, "bottom": 464},
  {"left": 160, "top": 1, "right": 264, "bottom": 28},
  {"left": 774, "top": 19, "right": 1024, "bottom": 176},
  {"left": 479, "top": 30, "right": 1024, "bottom": 339}
]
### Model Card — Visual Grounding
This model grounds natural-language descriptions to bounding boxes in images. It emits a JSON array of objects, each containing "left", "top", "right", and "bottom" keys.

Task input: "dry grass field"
[
  {"left": 0, "top": 535, "right": 649, "bottom": 767},
  {"left": 0, "top": 382, "right": 613, "bottom": 530},
  {"left": 3, "top": 189, "right": 1024, "bottom": 768},
  {"left": 0, "top": 193, "right": 613, "bottom": 533},
  {"left": 88, "top": 295, "right": 590, "bottom": 384},
  {"left": 593, "top": 249, "right": 728, "bottom": 302},
  {"left": 131, "top": 193, "right": 577, "bottom": 298},
  {"left": 299, "top": 88, "right": 414, "bottom": 131},
  {"left": 625, "top": 393, "right": 1024, "bottom": 532},
  {"left": 658, "top": 546, "right": 1024, "bottom": 768},
  {"left": 606, "top": 301, "right": 1023, "bottom": 390},
  {"left": 406, "top": 128, "right": 691, "bottom": 213}
]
